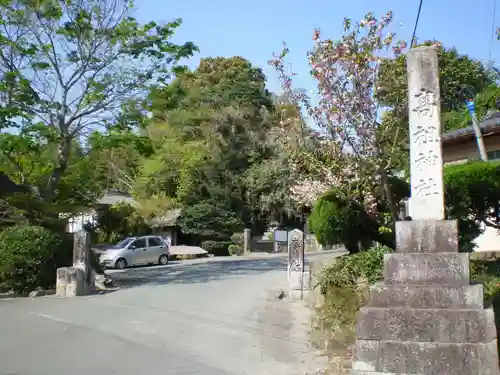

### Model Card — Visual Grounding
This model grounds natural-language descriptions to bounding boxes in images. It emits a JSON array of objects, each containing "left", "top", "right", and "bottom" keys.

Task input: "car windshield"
[{"left": 111, "top": 238, "right": 134, "bottom": 249}]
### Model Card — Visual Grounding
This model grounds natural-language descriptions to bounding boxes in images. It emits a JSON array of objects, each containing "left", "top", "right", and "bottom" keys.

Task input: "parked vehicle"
[{"left": 99, "top": 235, "right": 170, "bottom": 269}]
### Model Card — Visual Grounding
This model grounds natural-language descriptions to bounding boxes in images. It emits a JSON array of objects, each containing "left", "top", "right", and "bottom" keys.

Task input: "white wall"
[
  {"left": 62, "top": 211, "right": 96, "bottom": 233},
  {"left": 406, "top": 198, "right": 499, "bottom": 252},
  {"left": 473, "top": 224, "right": 500, "bottom": 252}
]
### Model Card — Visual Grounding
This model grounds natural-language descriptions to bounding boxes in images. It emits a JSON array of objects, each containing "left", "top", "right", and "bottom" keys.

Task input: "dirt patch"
[{"left": 256, "top": 288, "right": 329, "bottom": 374}]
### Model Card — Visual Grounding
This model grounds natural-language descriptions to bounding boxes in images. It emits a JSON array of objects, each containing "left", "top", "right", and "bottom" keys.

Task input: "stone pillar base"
[
  {"left": 352, "top": 220, "right": 500, "bottom": 375},
  {"left": 56, "top": 267, "right": 90, "bottom": 297},
  {"left": 288, "top": 270, "right": 311, "bottom": 301},
  {"left": 289, "top": 270, "right": 311, "bottom": 290}
]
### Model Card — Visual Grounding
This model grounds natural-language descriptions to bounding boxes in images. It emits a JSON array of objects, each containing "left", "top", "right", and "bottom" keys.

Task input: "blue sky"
[{"left": 135, "top": 0, "right": 499, "bottom": 94}]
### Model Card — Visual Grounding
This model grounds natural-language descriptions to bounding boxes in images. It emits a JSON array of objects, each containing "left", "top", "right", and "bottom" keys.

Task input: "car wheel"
[
  {"left": 158, "top": 254, "right": 169, "bottom": 265},
  {"left": 115, "top": 258, "right": 127, "bottom": 269}
]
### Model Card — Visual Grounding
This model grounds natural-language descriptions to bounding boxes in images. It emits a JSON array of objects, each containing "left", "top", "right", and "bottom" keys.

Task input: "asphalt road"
[{"left": 0, "top": 252, "right": 343, "bottom": 375}]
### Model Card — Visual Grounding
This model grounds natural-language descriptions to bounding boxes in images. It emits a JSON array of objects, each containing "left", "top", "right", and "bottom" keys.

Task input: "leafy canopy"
[{"left": 0, "top": 0, "right": 197, "bottom": 201}]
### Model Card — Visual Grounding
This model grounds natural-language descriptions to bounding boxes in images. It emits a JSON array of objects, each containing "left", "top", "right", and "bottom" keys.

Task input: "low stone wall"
[{"left": 250, "top": 239, "right": 274, "bottom": 253}]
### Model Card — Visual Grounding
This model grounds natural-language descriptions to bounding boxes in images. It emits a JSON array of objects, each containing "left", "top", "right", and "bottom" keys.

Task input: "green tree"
[
  {"left": 442, "top": 84, "right": 500, "bottom": 132},
  {"left": 378, "top": 41, "right": 492, "bottom": 111},
  {"left": 377, "top": 41, "right": 495, "bottom": 173},
  {"left": 0, "top": 0, "right": 196, "bottom": 202},
  {"left": 244, "top": 94, "right": 316, "bottom": 225},
  {"left": 308, "top": 162, "right": 500, "bottom": 253},
  {"left": 136, "top": 57, "right": 275, "bottom": 237}
]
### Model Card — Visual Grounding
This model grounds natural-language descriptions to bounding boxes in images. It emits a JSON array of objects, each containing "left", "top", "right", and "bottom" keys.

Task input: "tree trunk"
[
  {"left": 380, "top": 168, "right": 399, "bottom": 229},
  {"left": 0, "top": 172, "right": 26, "bottom": 197},
  {"left": 45, "top": 135, "right": 71, "bottom": 202}
]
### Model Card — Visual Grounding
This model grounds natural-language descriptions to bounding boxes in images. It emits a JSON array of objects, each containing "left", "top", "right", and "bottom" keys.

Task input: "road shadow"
[{"left": 105, "top": 257, "right": 289, "bottom": 290}]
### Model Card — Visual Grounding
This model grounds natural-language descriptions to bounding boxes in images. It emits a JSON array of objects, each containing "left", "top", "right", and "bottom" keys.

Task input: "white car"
[{"left": 99, "top": 235, "right": 170, "bottom": 269}]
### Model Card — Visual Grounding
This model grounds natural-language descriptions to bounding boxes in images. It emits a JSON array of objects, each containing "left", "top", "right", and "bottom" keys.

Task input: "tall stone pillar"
[
  {"left": 351, "top": 46, "right": 499, "bottom": 374},
  {"left": 56, "top": 230, "right": 93, "bottom": 297},
  {"left": 288, "top": 229, "right": 310, "bottom": 299},
  {"left": 243, "top": 228, "right": 251, "bottom": 254}
]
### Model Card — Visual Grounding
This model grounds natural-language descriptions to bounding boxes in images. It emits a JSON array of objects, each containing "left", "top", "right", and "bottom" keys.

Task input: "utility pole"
[{"left": 465, "top": 98, "right": 488, "bottom": 161}]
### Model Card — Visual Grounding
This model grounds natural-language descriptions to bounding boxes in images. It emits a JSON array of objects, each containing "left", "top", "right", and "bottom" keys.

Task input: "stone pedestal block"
[
  {"left": 288, "top": 270, "right": 311, "bottom": 291},
  {"left": 352, "top": 219, "right": 500, "bottom": 375},
  {"left": 384, "top": 253, "right": 469, "bottom": 285},
  {"left": 395, "top": 220, "right": 459, "bottom": 253},
  {"left": 55, "top": 267, "right": 86, "bottom": 297},
  {"left": 368, "top": 284, "right": 484, "bottom": 309},
  {"left": 353, "top": 340, "right": 499, "bottom": 375},
  {"left": 356, "top": 307, "right": 496, "bottom": 343}
]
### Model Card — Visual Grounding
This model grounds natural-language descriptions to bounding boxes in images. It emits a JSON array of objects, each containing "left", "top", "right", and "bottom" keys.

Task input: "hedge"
[{"left": 0, "top": 225, "right": 72, "bottom": 294}]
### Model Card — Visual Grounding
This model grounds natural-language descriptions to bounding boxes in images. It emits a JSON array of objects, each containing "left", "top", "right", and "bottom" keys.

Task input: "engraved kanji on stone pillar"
[
  {"left": 287, "top": 229, "right": 310, "bottom": 298},
  {"left": 407, "top": 46, "right": 445, "bottom": 220},
  {"left": 351, "top": 46, "right": 499, "bottom": 375}
]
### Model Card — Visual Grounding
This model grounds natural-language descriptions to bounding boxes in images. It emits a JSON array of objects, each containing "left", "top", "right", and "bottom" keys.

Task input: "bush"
[
  {"left": 317, "top": 251, "right": 500, "bottom": 358},
  {"left": 200, "top": 240, "right": 232, "bottom": 256},
  {"left": 0, "top": 225, "right": 71, "bottom": 294},
  {"left": 229, "top": 232, "right": 244, "bottom": 256},
  {"left": 178, "top": 203, "right": 244, "bottom": 239},
  {"left": 470, "top": 257, "right": 500, "bottom": 354},
  {"left": 308, "top": 189, "right": 395, "bottom": 253},
  {"left": 318, "top": 244, "right": 393, "bottom": 293},
  {"left": 228, "top": 244, "right": 243, "bottom": 256},
  {"left": 230, "top": 232, "right": 244, "bottom": 246},
  {"left": 313, "top": 244, "right": 391, "bottom": 355},
  {"left": 315, "top": 283, "right": 369, "bottom": 352},
  {"left": 445, "top": 161, "right": 500, "bottom": 252}
]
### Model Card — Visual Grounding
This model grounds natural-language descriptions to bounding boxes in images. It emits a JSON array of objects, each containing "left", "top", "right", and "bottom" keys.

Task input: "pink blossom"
[{"left": 270, "top": 10, "right": 406, "bottom": 208}]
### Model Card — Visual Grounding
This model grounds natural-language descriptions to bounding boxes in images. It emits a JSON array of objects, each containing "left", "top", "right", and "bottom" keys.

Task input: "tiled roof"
[
  {"left": 442, "top": 112, "right": 500, "bottom": 141},
  {"left": 96, "top": 190, "right": 181, "bottom": 228},
  {"left": 149, "top": 208, "right": 182, "bottom": 227},
  {"left": 97, "top": 191, "right": 137, "bottom": 206}
]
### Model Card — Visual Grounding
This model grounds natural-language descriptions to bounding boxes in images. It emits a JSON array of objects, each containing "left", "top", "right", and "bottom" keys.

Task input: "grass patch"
[{"left": 313, "top": 249, "right": 500, "bottom": 373}]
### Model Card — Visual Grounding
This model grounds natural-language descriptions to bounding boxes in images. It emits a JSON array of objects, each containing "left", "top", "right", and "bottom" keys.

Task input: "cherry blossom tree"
[{"left": 269, "top": 11, "right": 407, "bottom": 221}]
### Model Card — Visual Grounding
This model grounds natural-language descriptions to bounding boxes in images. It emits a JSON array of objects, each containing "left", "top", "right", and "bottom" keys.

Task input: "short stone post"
[
  {"left": 351, "top": 46, "right": 499, "bottom": 374},
  {"left": 243, "top": 228, "right": 251, "bottom": 254},
  {"left": 287, "top": 229, "right": 310, "bottom": 300},
  {"left": 56, "top": 230, "right": 93, "bottom": 297}
]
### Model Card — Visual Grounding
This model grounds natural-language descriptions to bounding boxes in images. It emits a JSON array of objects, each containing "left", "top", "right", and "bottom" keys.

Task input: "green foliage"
[
  {"left": 377, "top": 42, "right": 495, "bottom": 172},
  {"left": 229, "top": 232, "right": 245, "bottom": 255},
  {"left": 308, "top": 192, "right": 344, "bottom": 246},
  {"left": 378, "top": 41, "right": 493, "bottom": 112},
  {"left": 138, "top": 56, "right": 280, "bottom": 235},
  {"left": 178, "top": 202, "right": 244, "bottom": 240},
  {"left": 314, "top": 244, "right": 391, "bottom": 352},
  {"left": 318, "top": 244, "right": 393, "bottom": 293},
  {"left": 230, "top": 232, "right": 244, "bottom": 246},
  {"left": 469, "top": 257, "right": 500, "bottom": 354},
  {"left": 308, "top": 189, "right": 397, "bottom": 253},
  {"left": 86, "top": 204, "right": 151, "bottom": 244},
  {"left": 131, "top": 123, "right": 208, "bottom": 205},
  {"left": 315, "top": 284, "right": 368, "bottom": 352},
  {"left": 0, "top": 0, "right": 196, "bottom": 205},
  {"left": 308, "top": 162, "right": 500, "bottom": 254},
  {"left": 0, "top": 225, "right": 71, "bottom": 294},
  {"left": 228, "top": 244, "right": 243, "bottom": 256},
  {"left": 444, "top": 161, "right": 500, "bottom": 252},
  {"left": 200, "top": 240, "right": 232, "bottom": 256},
  {"left": 442, "top": 85, "right": 500, "bottom": 132}
]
